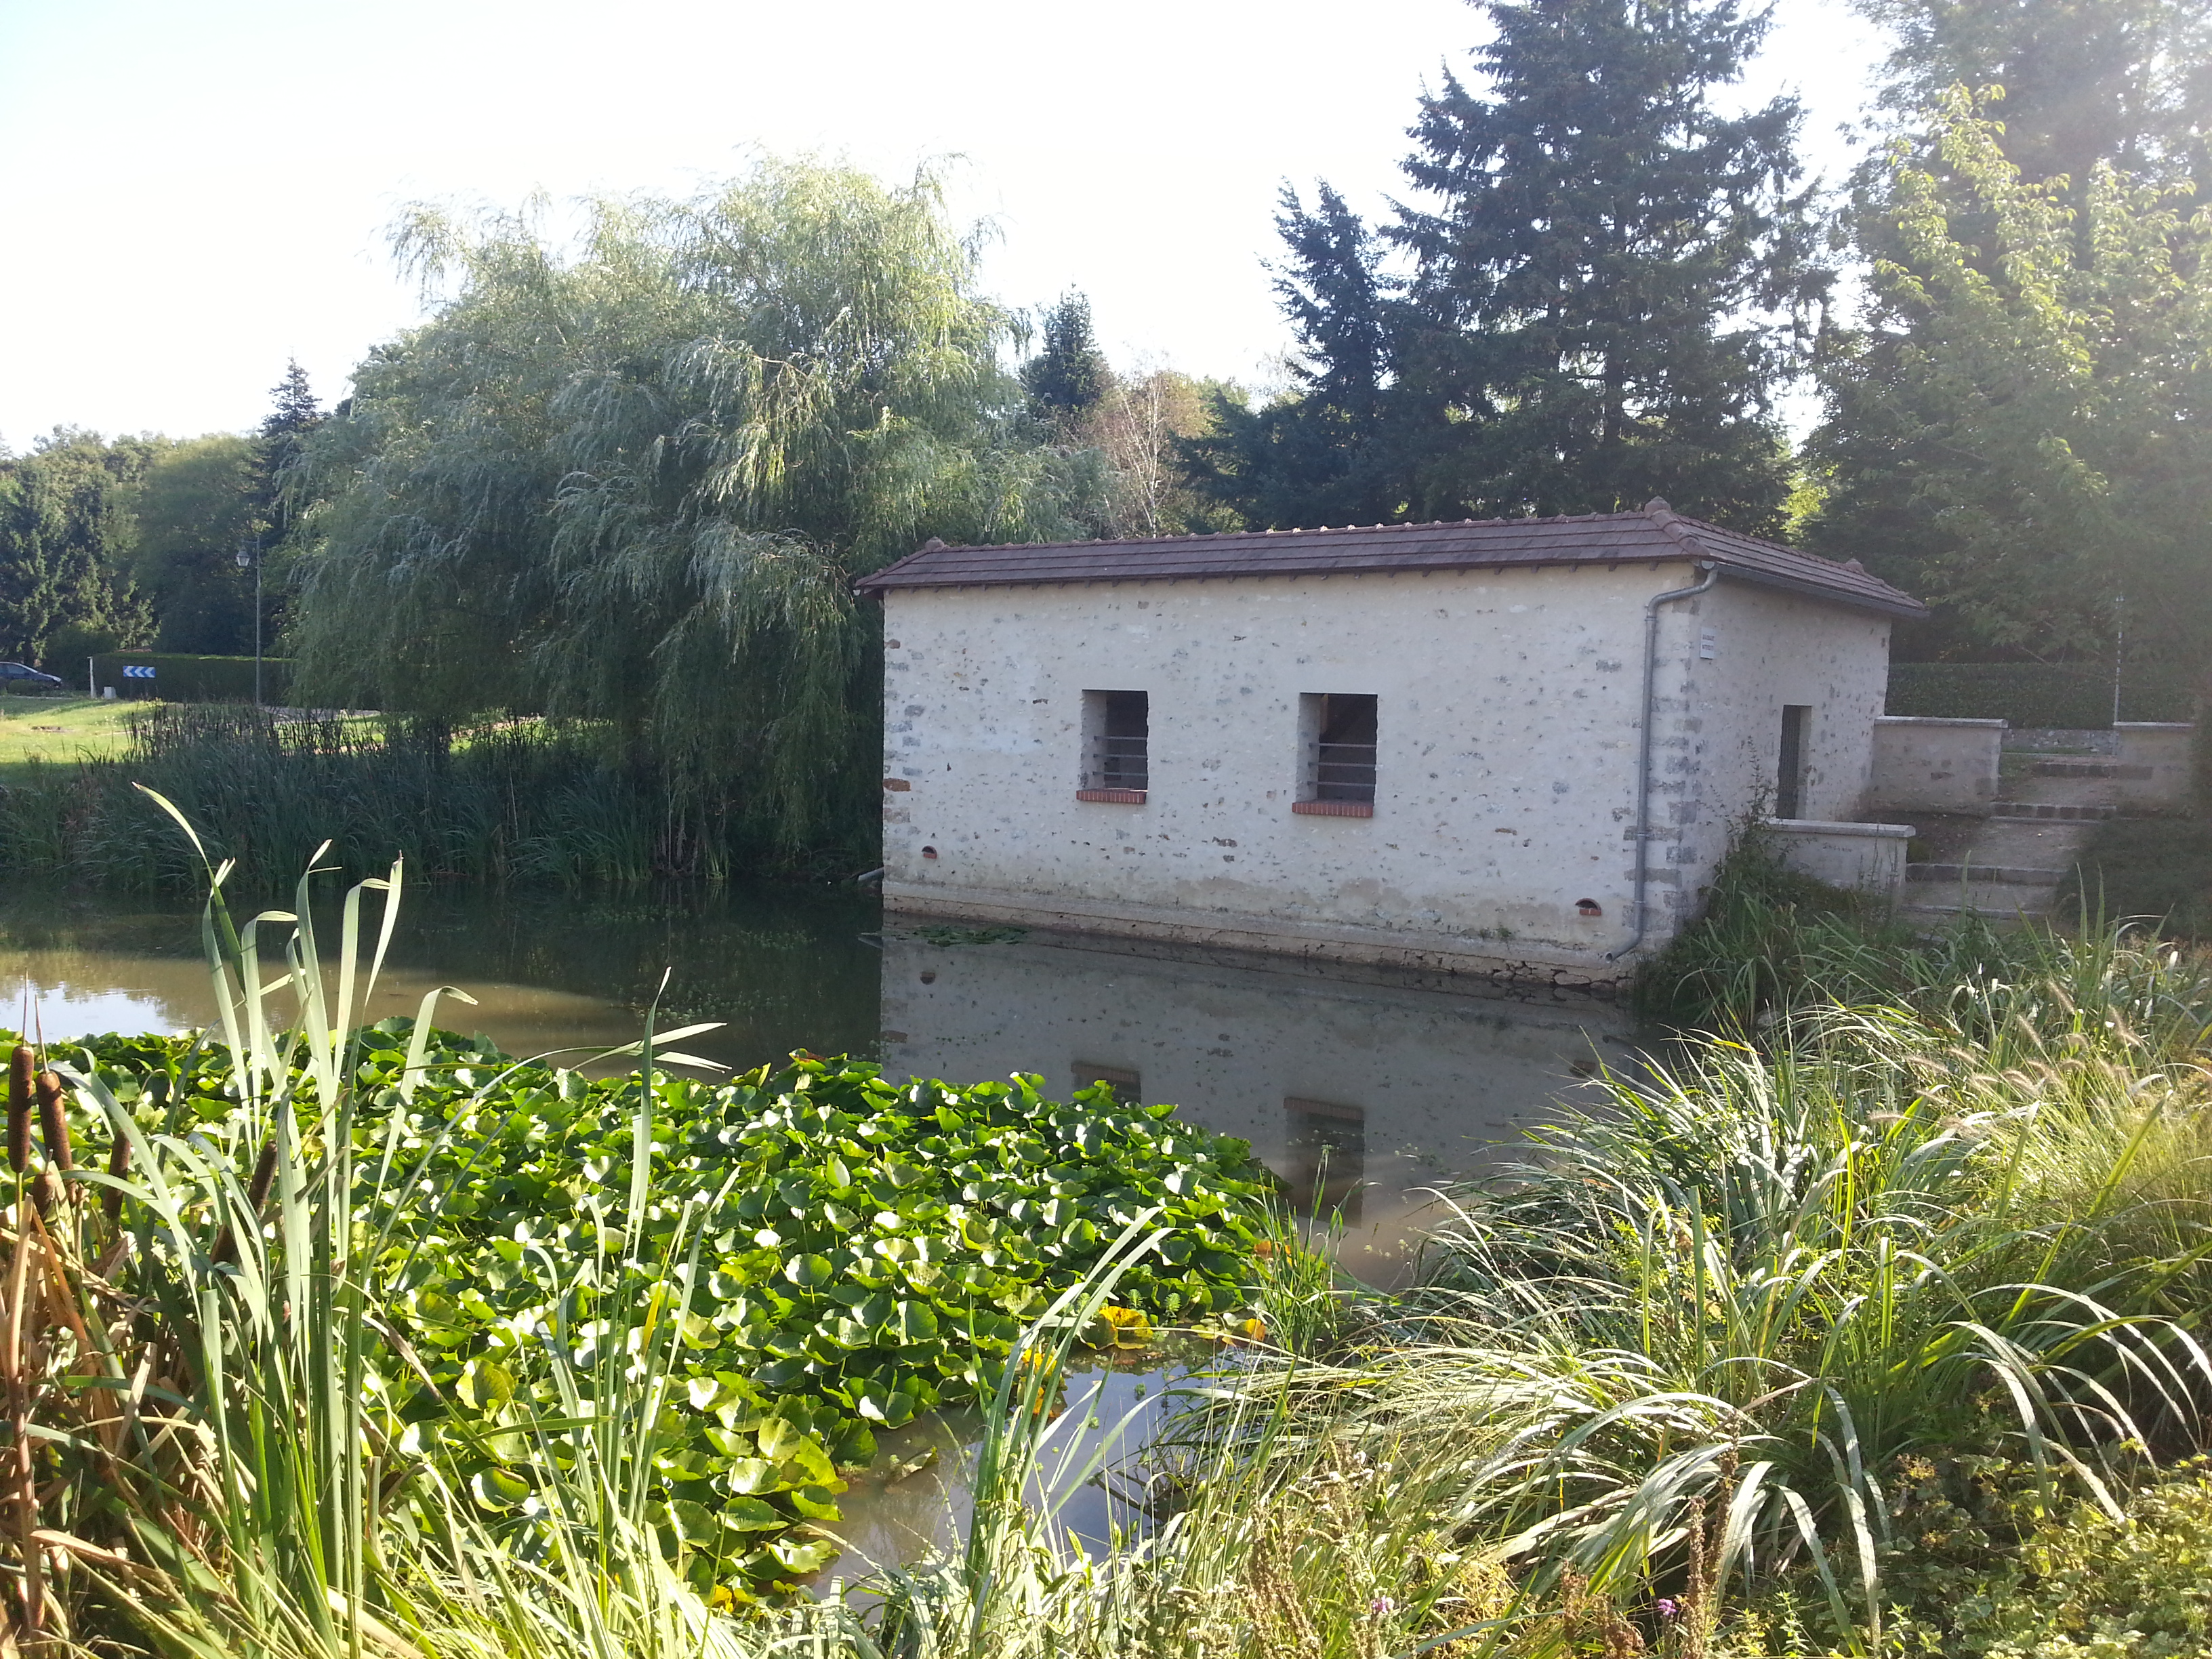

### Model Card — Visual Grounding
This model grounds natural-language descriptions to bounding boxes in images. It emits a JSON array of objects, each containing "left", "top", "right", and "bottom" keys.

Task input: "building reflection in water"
[{"left": 877, "top": 928, "right": 1643, "bottom": 1277}]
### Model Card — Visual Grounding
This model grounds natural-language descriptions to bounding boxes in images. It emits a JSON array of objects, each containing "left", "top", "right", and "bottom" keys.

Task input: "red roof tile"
[{"left": 855, "top": 501, "right": 1926, "bottom": 619}]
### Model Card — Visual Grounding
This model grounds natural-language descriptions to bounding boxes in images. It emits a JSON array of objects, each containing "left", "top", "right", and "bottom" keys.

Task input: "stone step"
[
  {"left": 1989, "top": 800, "right": 2115, "bottom": 821},
  {"left": 1907, "top": 862, "right": 2068, "bottom": 886},
  {"left": 2031, "top": 759, "right": 2153, "bottom": 780},
  {"left": 1902, "top": 892, "right": 2049, "bottom": 925}
]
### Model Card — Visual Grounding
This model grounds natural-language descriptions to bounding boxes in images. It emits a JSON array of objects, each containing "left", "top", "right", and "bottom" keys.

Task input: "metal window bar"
[
  {"left": 1314, "top": 741, "right": 1376, "bottom": 802},
  {"left": 1099, "top": 735, "right": 1149, "bottom": 790}
]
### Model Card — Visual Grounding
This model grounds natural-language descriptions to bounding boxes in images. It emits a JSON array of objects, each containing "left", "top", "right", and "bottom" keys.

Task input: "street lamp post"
[{"left": 235, "top": 536, "right": 263, "bottom": 707}]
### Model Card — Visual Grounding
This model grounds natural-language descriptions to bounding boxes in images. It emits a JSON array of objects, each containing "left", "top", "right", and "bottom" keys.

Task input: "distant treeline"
[{"left": 4, "top": 0, "right": 2206, "bottom": 871}]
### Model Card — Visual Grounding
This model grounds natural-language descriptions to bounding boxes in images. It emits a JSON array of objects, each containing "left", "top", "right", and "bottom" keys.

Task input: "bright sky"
[{"left": 0, "top": 0, "right": 1888, "bottom": 449}]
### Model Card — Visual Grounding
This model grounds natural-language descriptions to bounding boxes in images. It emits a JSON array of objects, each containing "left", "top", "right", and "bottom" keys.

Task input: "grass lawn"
[
  {"left": 0, "top": 694, "right": 145, "bottom": 779},
  {"left": 2062, "top": 813, "right": 2212, "bottom": 939}
]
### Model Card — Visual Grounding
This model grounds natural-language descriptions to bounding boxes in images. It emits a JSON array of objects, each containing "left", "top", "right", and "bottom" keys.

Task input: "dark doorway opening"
[{"left": 1777, "top": 705, "right": 1811, "bottom": 819}]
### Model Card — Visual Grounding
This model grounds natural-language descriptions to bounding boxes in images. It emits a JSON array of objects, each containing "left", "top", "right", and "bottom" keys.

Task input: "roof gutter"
[{"left": 1607, "top": 560, "right": 1720, "bottom": 964}]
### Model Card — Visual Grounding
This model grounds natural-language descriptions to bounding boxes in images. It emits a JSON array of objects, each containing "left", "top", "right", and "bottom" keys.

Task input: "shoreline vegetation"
[
  {"left": 0, "top": 810, "right": 2207, "bottom": 1654},
  {"left": 0, "top": 703, "right": 875, "bottom": 892}
]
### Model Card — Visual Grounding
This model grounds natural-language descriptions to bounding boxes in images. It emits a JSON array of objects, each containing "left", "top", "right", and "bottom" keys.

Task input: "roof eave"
[{"left": 1711, "top": 562, "right": 1927, "bottom": 621}]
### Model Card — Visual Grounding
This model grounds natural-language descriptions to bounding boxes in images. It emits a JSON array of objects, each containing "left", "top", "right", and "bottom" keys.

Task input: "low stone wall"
[
  {"left": 1762, "top": 817, "right": 1914, "bottom": 898},
  {"left": 1868, "top": 716, "right": 2005, "bottom": 813},
  {"left": 2114, "top": 723, "right": 2196, "bottom": 811},
  {"left": 2003, "top": 727, "right": 2118, "bottom": 755}
]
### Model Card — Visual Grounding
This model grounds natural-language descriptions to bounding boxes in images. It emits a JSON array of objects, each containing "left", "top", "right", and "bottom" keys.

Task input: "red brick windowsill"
[
  {"left": 1292, "top": 799, "right": 1374, "bottom": 818},
  {"left": 1076, "top": 787, "right": 1147, "bottom": 804}
]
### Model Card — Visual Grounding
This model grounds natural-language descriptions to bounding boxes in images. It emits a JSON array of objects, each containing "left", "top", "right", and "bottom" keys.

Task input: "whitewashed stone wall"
[
  {"left": 879, "top": 563, "right": 1893, "bottom": 978},
  {"left": 1761, "top": 818, "right": 1912, "bottom": 895},
  {"left": 1868, "top": 716, "right": 2006, "bottom": 813},
  {"left": 2114, "top": 723, "right": 2197, "bottom": 811}
]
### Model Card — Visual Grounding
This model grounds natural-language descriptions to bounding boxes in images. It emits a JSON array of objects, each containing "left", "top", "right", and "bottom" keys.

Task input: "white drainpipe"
[{"left": 1607, "top": 560, "right": 1720, "bottom": 963}]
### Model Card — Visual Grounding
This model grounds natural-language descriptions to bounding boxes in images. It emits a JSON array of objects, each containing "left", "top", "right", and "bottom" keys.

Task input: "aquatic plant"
[{"left": 43, "top": 1025, "right": 1271, "bottom": 1601}]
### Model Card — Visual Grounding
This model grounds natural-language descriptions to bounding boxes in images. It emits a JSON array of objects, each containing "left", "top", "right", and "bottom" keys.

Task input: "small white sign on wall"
[{"left": 1699, "top": 628, "right": 1717, "bottom": 659}]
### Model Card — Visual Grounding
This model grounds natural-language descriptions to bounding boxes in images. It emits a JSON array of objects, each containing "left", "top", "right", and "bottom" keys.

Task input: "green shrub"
[
  {"left": 1723, "top": 1457, "right": 2212, "bottom": 1656},
  {"left": 89, "top": 651, "right": 294, "bottom": 703},
  {"left": 1887, "top": 661, "right": 2195, "bottom": 726},
  {"left": 0, "top": 705, "right": 857, "bottom": 888}
]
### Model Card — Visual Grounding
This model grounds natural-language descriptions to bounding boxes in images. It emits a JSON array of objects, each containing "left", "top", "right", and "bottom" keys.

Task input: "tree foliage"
[
  {"left": 0, "top": 431, "right": 155, "bottom": 668},
  {"left": 1077, "top": 367, "right": 1243, "bottom": 539},
  {"left": 1811, "top": 89, "right": 2212, "bottom": 666},
  {"left": 126, "top": 434, "right": 261, "bottom": 655},
  {"left": 255, "top": 358, "right": 324, "bottom": 543},
  {"left": 1187, "top": 0, "right": 1824, "bottom": 533},
  {"left": 1183, "top": 185, "right": 1399, "bottom": 529},
  {"left": 1389, "top": 0, "right": 1825, "bottom": 531},
  {"left": 289, "top": 159, "right": 1099, "bottom": 863},
  {"left": 1021, "top": 291, "right": 1113, "bottom": 424},
  {"left": 1857, "top": 0, "right": 2212, "bottom": 186}
]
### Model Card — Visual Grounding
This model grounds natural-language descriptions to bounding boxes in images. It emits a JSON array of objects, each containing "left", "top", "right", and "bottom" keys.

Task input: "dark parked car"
[{"left": 0, "top": 662, "right": 64, "bottom": 692}]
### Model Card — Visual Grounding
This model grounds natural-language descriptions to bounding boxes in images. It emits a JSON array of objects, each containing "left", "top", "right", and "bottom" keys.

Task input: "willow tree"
[{"left": 290, "top": 160, "right": 1092, "bottom": 863}]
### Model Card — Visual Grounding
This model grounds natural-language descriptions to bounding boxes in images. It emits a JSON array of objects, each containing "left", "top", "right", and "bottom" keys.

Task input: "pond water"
[{"left": 0, "top": 879, "right": 1642, "bottom": 1560}]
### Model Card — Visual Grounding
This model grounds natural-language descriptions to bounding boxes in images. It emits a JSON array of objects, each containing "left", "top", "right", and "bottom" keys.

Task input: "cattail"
[
  {"left": 35, "top": 1070, "right": 70, "bottom": 1173},
  {"left": 102, "top": 1132, "right": 131, "bottom": 1223},
  {"left": 213, "top": 1137, "right": 279, "bottom": 1266},
  {"left": 7, "top": 1044, "right": 31, "bottom": 1175},
  {"left": 245, "top": 1137, "right": 279, "bottom": 1212}
]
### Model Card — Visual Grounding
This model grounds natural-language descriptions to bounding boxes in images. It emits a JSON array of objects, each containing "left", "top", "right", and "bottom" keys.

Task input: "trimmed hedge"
[
  {"left": 1887, "top": 661, "right": 2197, "bottom": 728},
  {"left": 91, "top": 652, "right": 293, "bottom": 703}
]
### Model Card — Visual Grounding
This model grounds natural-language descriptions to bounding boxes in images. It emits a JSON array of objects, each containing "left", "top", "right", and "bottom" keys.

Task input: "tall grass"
[
  {"left": 8, "top": 807, "right": 2209, "bottom": 1656},
  {"left": 0, "top": 793, "right": 789, "bottom": 1653},
  {"left": 0, "top": 704, "right": 871, "bottom": 892},
  {"left": 1636, "top": 830, "right": 2212, "bottom": 1044},
  {"left": 1182, "top": 893, "right": 2212, "bottom": 1653}
]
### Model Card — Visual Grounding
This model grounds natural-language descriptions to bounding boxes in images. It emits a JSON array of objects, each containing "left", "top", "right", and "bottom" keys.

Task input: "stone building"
[{"left": 856, "top": 502, "right": 1924, "bottom": 985}]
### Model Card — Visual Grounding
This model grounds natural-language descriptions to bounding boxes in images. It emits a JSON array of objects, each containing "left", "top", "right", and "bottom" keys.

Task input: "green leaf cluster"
[
  {"left": 56, "top": 1027, "right": 1270, "bottom": 1599},
  {"left": 1812, "top": 86, "right": 2212, "bottom": 669}
]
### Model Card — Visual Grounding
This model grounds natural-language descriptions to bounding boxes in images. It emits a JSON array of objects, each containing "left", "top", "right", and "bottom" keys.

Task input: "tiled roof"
[{"left": 855, "top": 501, "right": 1927, "bottom": 619}]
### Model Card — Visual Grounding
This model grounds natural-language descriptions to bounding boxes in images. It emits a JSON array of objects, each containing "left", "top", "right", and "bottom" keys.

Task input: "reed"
[
  {"left": 0, "top": 792, "right": 782, "bottom": 1654},
  {"left": 0, "top": 705, "right": 874, "bottom": 893}
]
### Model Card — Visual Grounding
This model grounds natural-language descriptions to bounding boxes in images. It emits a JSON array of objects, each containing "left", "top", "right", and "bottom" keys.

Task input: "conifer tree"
[
  {"left": 1021, "top": 293, "right": 1113, "bottom": 424},
  {"left": 1183, "top": 184, "right": 1402, "bottom": 529},
  {"left": 254, "top": 359, "right": 324, "bottom": 537},
  {"left": 1388, "top": 0, "right": 1826, "bottom": 531}
]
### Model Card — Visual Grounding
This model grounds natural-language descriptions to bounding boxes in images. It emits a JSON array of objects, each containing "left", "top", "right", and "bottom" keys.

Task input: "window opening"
[
  {"left": 1777, "top": 705, "right": 1810, "bottom": 819},
  {"left": 1296, "top": 693, "right": 1377, "bottom": 815},
  {"left": 1284, "top": 1098, "right": 1366, "bottom": 1222},
  {"left": 1073, "top": 1063, "right": 1141, "bottom": 1105},
  {"left": 1080, "top": 689, "right": 1149, "bottom": 800}
]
